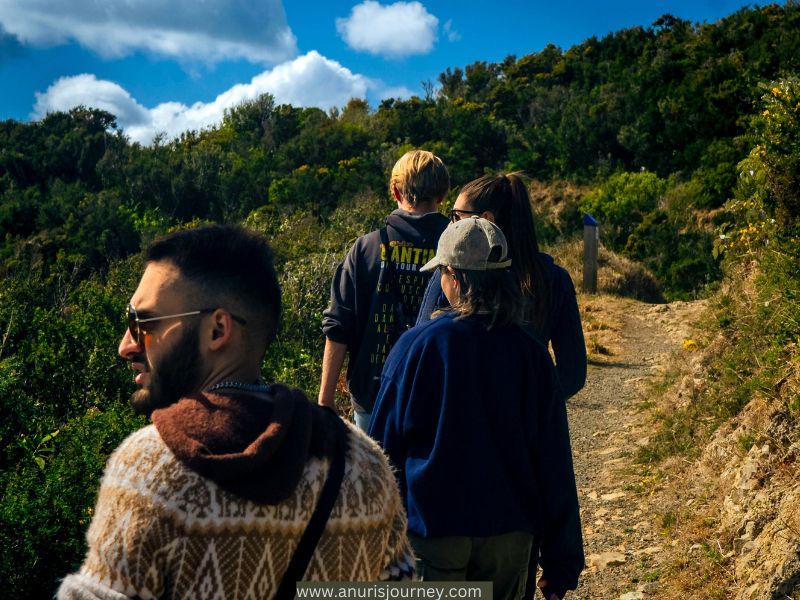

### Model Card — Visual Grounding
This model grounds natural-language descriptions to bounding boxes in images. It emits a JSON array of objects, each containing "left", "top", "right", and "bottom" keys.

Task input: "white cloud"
[
  {"left": 32, "top": 52, "right": 413, "bottom": 144},
  {"left": 377, "top": 85, "right": 415, "bottom": 100},
  {"left": 33, "top": 74, "right": 151, "bottom": 126},
  {"left": 443, "top": 19, "right": 461, "bottom": 42},
  {"left": 336, "top": 1, "right": 438, "bottom": 58},
  {"left": 0, "top": 0, "right": 296, "bottom": 63}
]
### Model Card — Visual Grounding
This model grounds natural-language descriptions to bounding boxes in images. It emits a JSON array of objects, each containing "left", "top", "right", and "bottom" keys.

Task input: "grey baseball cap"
[{"left": 420, "top": 216, "right": 512, "bottom": 273}]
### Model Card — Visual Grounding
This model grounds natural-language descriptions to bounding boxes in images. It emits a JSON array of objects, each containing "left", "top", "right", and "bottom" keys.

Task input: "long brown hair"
[
  {"left": 458, "top": 173, "right": 550, "bottom": 331},
  {"left": 447, "top": 267, "right": 524, "bottom": 330}
]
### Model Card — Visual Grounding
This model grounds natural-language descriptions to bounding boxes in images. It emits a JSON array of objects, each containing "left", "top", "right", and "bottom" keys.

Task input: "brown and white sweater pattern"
[{"left": 58, "top": 391, "right": 414, "bottom": 599}]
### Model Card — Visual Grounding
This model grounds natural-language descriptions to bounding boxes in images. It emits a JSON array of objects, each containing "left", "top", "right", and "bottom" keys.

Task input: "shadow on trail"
[{"left": 587, "top": 359, "right": 643, "bottom": 368}]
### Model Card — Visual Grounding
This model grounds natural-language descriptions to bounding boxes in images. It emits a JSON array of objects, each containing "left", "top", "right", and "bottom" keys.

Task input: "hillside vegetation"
[
  {"left": 0, "top": 3, "right": 799, "bottom": 597},
  {"left": 632, "top": 76, "right": 800, "bottom": 599}
]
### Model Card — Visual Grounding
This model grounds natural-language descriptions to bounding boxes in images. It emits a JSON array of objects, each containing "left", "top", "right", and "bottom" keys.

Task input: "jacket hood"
[
  {"left": 151, "top": 383, "right": 337, "bottom": 504},
  {"left": 386, "top": 209, "right": 448, "bottom": 245}
]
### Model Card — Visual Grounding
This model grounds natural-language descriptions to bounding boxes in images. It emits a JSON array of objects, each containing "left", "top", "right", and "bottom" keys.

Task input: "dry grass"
[
  {"left": 628, "top": 247, "right": 800, "bottom": 599},
  {"left": 528, "top": 179, "right": 589, "bottom": 241},
  {"left": 546, "top": 239, "right": 664, "bottom": 303},
  {"left": 661, "top": 508, "right": 736, "bottom": 599},
  {"left": 576, "top": 294, "right": 626, "bottom": 362}
]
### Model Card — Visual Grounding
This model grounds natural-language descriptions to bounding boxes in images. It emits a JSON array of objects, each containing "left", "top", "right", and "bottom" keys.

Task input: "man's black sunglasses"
[
  {"left": 449, "top": 208, "right": 483, "bottom": 222},
  {"left": 127, "top": 304, "right": 246, "bottom": 344}
]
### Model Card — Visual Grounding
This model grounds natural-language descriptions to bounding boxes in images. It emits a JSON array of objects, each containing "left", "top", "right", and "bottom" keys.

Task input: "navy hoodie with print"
[{"left": 322, "top": 209, "right": 449, "bottom": 414}]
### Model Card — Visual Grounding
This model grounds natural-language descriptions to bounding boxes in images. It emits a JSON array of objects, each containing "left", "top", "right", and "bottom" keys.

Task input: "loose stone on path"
[{"left": 566, "top": 298, "right": 702, "bottom": 598}]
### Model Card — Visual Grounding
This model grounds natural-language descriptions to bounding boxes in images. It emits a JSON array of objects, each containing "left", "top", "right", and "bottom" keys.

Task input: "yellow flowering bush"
[
  {"left": 714, "top": 196, "right": 775, "bottom": 258},
  {"left": 752, "top": 78, "right": 800, "bottom": 229},
  {"left": 715, "top": 77, "right": 799, "bottom": 259}
]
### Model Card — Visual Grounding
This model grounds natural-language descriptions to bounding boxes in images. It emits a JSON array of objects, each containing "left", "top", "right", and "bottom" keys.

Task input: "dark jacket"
[
  {"left": 369, "top": 312, "right": 584, "bottom": 599},
  {"left": 415, "top": 253, "right": 587, "bottom": 399},
  {"left": 323, "top": 209, "right": 449, "bottom": 413}
]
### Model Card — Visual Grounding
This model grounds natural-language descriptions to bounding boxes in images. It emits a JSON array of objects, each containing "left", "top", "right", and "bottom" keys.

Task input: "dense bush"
[
  {"left": 0, "top": 258, "right": 144, "bottom": 595},
  {"left": 624, "top": 210, "right": 720, "bottom": 298},
  {"left": 716, "top": 77, "right": 800, "bottom": 260},
  {"left": 579, "top": 171, "right": 669, "bottom": 247},
  {"left": 640, "top": 75, "right": 800, "bottom": 463},
  {"left": 252, "top": 191, "right": 391, "bottom": 402},
  {"left": 578, "top": 171, "right": 720, "bottom": 299},
  {"left": 0, "top": 406, "right": 143, "bottom": 597}
]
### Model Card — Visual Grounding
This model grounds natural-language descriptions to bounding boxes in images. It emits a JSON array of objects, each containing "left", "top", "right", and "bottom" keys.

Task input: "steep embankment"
[{"left": 567, "top": 294, "right": 800, "bottom": 600}]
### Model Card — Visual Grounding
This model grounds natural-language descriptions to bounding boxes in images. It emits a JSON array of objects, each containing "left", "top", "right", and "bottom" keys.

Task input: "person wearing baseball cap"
[{"left": 369, "top": 217, "right": 584, "bottom": 600}]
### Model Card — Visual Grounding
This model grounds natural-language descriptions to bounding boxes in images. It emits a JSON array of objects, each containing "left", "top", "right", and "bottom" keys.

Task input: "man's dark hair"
[{"left": 145, "top": 224, "right": 281, "bottom": 352}]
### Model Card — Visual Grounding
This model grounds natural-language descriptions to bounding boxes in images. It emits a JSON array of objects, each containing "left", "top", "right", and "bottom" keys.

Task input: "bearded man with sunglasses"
[{"left": 58, "top": 224, "right": 414, "bottom": 600}]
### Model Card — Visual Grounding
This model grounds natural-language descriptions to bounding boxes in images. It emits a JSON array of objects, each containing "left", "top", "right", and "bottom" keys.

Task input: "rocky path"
[{"left": 564, "top": 296, "right": 705, "bottom": 600}]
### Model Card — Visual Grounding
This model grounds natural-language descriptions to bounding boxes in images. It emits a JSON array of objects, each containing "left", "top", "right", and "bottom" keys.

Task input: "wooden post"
[{"left": 583, "top": 213, "right": 598, "bottom": 294}]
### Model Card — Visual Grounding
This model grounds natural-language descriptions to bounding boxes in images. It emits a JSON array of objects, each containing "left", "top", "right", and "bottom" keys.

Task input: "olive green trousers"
[{"left": 408, "top": 531, "right": 534, "bottom": 600}]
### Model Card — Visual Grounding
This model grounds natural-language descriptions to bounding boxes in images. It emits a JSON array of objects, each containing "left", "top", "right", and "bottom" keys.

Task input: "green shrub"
[
  {"left": 692, "top": 139, "right": 741, "bottom": 209},
  {"left": 625, "top": 210, "right": 720, "bottom": 299},
  {"left": 0, "top": 404, "right": 143, "bottom": 598},
  {"left": 0, "top": 258, "right": 141, "bottom": 598},
  {"left": 256, "top": 191, "right": 395, "bottom": 398},
  {"left": 579, "top": 171, "right": 670, "bottom": 247},
  {"left": 264, "top": 250, "right": 339, "bottom": 394},
  {"left": 753, "top": 78, "right": 800, "bottom": 230},
  {"left": 715, "top": 78, "right": 800, "bottom": 258}
]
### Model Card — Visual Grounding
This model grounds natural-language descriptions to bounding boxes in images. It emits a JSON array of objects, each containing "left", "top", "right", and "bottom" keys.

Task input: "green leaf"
[{"left": 40, "top": 429, "right": 60, "bottom": 444}]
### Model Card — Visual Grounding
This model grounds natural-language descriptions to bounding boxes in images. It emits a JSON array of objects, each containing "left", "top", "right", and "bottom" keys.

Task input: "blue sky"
[{"left": 0, "top": 0, "right": 763, "bottom": 144}]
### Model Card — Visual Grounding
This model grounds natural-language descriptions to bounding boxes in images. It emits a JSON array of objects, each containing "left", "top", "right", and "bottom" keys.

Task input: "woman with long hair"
[
  {"left": 369, "top": 217, "right": 584, "bottom": 600},
  {"left": 416, "top": 173, "right": 586, "bottom": 399}
]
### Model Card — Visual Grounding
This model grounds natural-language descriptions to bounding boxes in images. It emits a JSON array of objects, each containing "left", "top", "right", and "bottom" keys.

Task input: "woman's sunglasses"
[
  {"left": 449, "top": 208, "right": 483, "bottom": 222},
  {"left": 126, "top": 304, "right": 246, "bottom": 345}
]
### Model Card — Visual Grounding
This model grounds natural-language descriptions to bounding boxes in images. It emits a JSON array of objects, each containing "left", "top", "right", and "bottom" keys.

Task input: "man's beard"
[{"left": 130, "top": 322, "right": 204, "bottom": 417}]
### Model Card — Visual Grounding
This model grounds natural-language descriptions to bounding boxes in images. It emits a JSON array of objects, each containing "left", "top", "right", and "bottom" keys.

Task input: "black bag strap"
[
  {"left": 274, "top": 412, "right": 347, "bottom": 600},
  {"left": 379, "top": 224, "right": 398, "bottom": 280}
]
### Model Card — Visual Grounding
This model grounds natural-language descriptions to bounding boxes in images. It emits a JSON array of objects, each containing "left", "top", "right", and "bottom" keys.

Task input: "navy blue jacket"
[
  {"left": 369, "top": 312, "right": 584, "bottom": 598},
  {"left": 416, "top": 253, "right": 586, "bottom": 399}
]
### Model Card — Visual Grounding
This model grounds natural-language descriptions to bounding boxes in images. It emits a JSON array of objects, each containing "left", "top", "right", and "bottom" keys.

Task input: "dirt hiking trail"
[{"left": 566, "top": 295, "right": 706, "bottom": 600}]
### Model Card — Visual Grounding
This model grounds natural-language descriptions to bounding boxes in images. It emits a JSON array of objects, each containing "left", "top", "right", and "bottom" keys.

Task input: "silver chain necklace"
[{"left": 206, "top": 380, "right": 273, "bottom": 394}]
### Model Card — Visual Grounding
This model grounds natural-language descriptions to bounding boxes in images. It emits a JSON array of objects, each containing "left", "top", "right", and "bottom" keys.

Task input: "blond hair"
[{"left": 389, "top": 150, "right": 450, "bottom": 207}]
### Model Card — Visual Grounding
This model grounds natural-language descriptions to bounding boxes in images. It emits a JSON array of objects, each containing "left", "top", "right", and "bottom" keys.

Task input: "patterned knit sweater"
[{"left": 57, "top": 387, "right": 414, "bottom": 599}]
